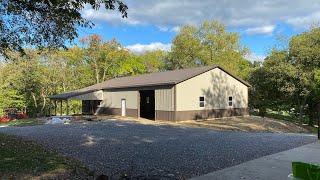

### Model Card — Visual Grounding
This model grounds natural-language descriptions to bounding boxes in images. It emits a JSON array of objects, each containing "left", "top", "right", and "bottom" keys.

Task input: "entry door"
[
  {"left": 139, "top": 90, "right": 155, "bottom": 119},
  {"left": 121, "top": 99, "right": 126, "bottom": 116}
]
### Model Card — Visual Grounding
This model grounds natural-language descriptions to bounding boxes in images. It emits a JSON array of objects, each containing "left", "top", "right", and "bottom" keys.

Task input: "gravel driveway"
[{"left": 0, "top": 119, "right": 317, "bottom": 179}]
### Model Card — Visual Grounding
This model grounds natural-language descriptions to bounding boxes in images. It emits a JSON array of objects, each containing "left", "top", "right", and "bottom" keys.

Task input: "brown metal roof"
[
  {"left": 48, "top": 84, "right": 100, "bottom": 100},
  {"left": 49, "top": 65, "right": 251, "bottom": 100}
]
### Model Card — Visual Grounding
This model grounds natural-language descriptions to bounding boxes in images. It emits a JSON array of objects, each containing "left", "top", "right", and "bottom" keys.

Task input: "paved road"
[
  {"left": 190, "top": 142, "right": 320, "bottom": 180},
  {"left": 0, "top": 120, "right": 317, "bottom": 179}
]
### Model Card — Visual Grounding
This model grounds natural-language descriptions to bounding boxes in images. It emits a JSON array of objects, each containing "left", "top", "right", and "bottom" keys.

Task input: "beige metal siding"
[
  {"left": 176, "top": 68, "right": 248, "bottom": 111},
  {"left": 102, "top": 90, "right": 138, "bottom": 109},
  {"left": 68, "top": 90, "right": 103, "bottom": 100},
  {"left": 155, "top": 87, "right": 174, "bottom": 111}
]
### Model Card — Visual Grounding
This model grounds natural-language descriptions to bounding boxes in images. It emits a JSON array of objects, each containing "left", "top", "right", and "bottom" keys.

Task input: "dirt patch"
[
  {"left": 71, "top": 115, "right": 157, "bottom": 125},
  {"left": 70, "top": 115, "right": 314, "bottom": 134},
  {"left": 170, "top": 116, "right": 313, "bottom": 133}
]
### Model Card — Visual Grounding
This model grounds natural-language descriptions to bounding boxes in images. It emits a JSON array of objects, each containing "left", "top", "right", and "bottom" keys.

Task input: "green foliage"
[
  {"left": 249, "top": 27, "right": 320, "bottom": 125},
  {"left": 0, "top": 90, "right": 25, "bottom": 115},
  {"left": 290, "top": 27, "right": 320, "bottom": 69},
  {"left": 167, "top": 20, "right": 252, "bottom": 79},
  {"left": 0, "top": 0, "right": 127, "bottom": 58},
  {"left": 110, "top": 56, "right": 147, "bottom": 77},
  {"left": 0, "top": 34, "right": 172, "bottom": 117},
  {"left": 139, "top": 50, "right": 167, "bottom": 73},
  {"left": 80, "top": 35, "right": 134, "bottom": 82},
  {"left": 168, "top": 24, "right": 202, "bottom": 69}
]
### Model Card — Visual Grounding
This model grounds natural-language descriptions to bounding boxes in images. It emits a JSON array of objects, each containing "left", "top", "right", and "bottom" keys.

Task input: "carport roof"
[
  {"left": 48, "top": 84, "right": 100, "bottom": 100},
  {"left": 49, "top": 65, "right": 251, "bottom": 100}
]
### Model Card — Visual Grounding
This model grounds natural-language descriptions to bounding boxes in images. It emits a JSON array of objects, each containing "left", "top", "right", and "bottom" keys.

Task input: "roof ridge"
[
  {"left": 104, "top": 65, "right": 218, "bottom": 82},
  {"left": 49, "top": 65, "right": 250, "bottom": 100}
]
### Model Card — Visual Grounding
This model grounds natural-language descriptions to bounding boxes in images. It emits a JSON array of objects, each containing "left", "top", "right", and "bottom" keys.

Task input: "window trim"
[
  {"left": 228, "top": 96, "right": 233, "bottom": 107},
  {"left": 199, "top": 96, "right": 205, "bottom": 108}
]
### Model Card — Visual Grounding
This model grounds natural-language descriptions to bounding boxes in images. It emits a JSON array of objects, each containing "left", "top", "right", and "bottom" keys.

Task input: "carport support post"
[
  {"left": 60, "top": 100, "right": 63, "bottom": 115},
  {"left": 66, "top": 100, "right": 69, "bottom": 115},
  {"left": 54, "top": 100, "right": 57, "bottom": 116},
  {"left": 49, "top": 100, "right": 51, "bottom": 116}
]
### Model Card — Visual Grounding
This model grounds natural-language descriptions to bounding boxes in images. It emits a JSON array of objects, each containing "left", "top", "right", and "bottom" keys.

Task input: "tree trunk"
[
  {"left": 95, "top": 67, "right": 99, "bottom": 84},
  {"left": 62, "top": 82, "right": 66, "bottom": 92},
  {"left": 308, "top": 102, "right": 315, "bottom": 126},
  {"left": 93, "top": 58, "right": 100, "bottom": 84},
  {"left": 41, "top": 90, "right": 46, "bottom": 114},
  {"left": 258, "top": 106, "right": 266, "bottom": 117},
  {"left": 299, "top": 96, "right": 307, "bottom": 121},
  {"left": 102, "top": 69, "right": 106, "bottom": 82},
  {"left": 309, "top": 111, "right": 314, "bottom": 126},
  {"left": 31, "top": 93, "right": 37, "bottom": 107},
  {"left": 299, "top": 105, "right": 303, "bottom": 120},
  {"left": 102, "top": 63, "right": 113, "bottom": 81}
]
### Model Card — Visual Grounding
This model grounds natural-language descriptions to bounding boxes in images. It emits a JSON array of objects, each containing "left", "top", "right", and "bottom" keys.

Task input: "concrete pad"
[{"left": 189, "top": 142, "right": 320, "bottom": 180}]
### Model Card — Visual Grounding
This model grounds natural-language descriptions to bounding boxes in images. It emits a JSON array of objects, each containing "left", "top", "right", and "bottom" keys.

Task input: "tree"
[
  {"left": 109, "top": 56, "right": 147, "bottom": 77},
  {"left": 1, "top": 49, "right": 44, "bottom": 116},
  {"left": 0, "top": 64, "right": 25, "bottom": 115},
  {"left": 289, "top": 26, "right": 320, "bottom": 125},
  {"left": 249, "top": 26, "right": 320, "bottom": 125},
  {"left": 168, "top": 24, "right": 202, "bottom": 69},
  {"left": 0, "top": 0, "right": 128, "bottom": 57},
  {"left": 167, "top": 20, "right": 251, "bottom": 79},
  {"left": 248, "top": 51, "right": 299, "bottom": 116},
  {"left": 80, "top": 34, "right": 131, "bottom": 83},
  {"left": 139, "top": 50, "right": 167, "bottom": 73}
]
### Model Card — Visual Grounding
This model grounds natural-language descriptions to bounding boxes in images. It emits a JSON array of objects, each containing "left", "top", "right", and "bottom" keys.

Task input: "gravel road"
[{"left": 0, "top": 119, "right": 317, "bottom": 179}]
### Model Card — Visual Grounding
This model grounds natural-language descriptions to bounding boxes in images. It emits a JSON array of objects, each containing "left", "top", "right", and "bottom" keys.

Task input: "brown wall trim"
[
  {"left": 98, "top": 107, "right": 248, "bottom": 121},
  {"left": 156, "top": 108, "right": 248, "bottom": 121},
  {"left": 175, "top": 108, "right": 249, "bottom": 121},
  {"left": 126, "top": 109, "right": 139, "bottom": 118},
  {"left": 97, "top": 107, "right": 138, "bottom": 118},
  {"left": 156, "top": 110, "right": 175, "bottom": 121}
]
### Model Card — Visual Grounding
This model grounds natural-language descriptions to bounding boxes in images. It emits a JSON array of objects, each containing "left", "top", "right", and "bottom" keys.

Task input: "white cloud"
[
  {"left": 82, "top": 6, "right": 141, "bottom": 26},
  {"left": 126, "top": 42, "right": 171, "bottom": 54},
  {"left": 286, "top": 11, "right": 320, "bottom": 29},
  {"left": 244, "top": 53, "right": 266, "bottom": 62},
  {"left": 170, "top": 26, "right": 180, "bottom": 33},
  {"left": 81, "top": 0, "right": 320, "bottom": 34},
  {"left": 244, "top": 25, "right": 275, "bottom": 35},
  {"left": 157, "top": 26, "right": 169, "bottom": 32}
]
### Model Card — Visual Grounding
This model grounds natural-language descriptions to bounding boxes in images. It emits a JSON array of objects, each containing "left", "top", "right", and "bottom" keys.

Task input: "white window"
[
  {"left": 199, "top": 96, "right": 205, "bottom": 108},
  {"left": 228, "top": 96, "right": 233, "bottom": 107}
]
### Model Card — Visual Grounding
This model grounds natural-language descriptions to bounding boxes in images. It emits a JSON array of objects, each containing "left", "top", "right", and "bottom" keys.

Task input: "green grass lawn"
[
  {"left": 0, "top": 118, "right": 44, "bottom": 127},
  {"left": 0, "top": 133, "right": 91, "bottom": 179}
]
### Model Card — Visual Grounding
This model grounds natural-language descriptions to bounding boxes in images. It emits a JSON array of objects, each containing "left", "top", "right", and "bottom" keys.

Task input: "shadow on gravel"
[{"left": 0, "top": 119, "right": 317, "bottom": 179}]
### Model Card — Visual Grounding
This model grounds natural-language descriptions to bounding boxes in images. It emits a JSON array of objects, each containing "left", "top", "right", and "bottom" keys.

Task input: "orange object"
[
  {"left": 0, "top": 117, "right": 9, "bottom": 122},
  {"left": 0, "top": 108, "right": 28, "bottom": 122}
]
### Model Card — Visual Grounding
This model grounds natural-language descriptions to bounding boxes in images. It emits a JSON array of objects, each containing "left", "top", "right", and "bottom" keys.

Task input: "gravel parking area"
[{"left": 0, "top": 119, "right": 317, "bottom": 179}]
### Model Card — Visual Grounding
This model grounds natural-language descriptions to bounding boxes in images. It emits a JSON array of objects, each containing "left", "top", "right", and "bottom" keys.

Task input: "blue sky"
[{"left": 78, "top": 0, "right": 320, "bottom": 61}]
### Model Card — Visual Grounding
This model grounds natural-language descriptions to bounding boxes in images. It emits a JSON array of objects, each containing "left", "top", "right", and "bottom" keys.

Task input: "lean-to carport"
[{"left": 48, "top": 86, "right": 103, "bottom": 116}]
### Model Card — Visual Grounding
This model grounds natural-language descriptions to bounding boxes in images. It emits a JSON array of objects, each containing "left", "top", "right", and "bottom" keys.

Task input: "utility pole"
[
  {"left": 318, "top": 110, "right": 320, "bottom": 140},
  {"left": 318, "top": 102, "right": 320, "bottom": 140}
]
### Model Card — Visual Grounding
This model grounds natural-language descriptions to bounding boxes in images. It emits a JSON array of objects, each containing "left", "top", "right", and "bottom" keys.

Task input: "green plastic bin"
[{"left": 292, "top": 162, "right": 320, "bottom": 180}]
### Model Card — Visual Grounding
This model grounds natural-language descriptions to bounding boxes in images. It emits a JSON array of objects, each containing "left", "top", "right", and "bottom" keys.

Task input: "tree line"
[{"left": 0, "top": 20, "right": 319, "bottom": 126}]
